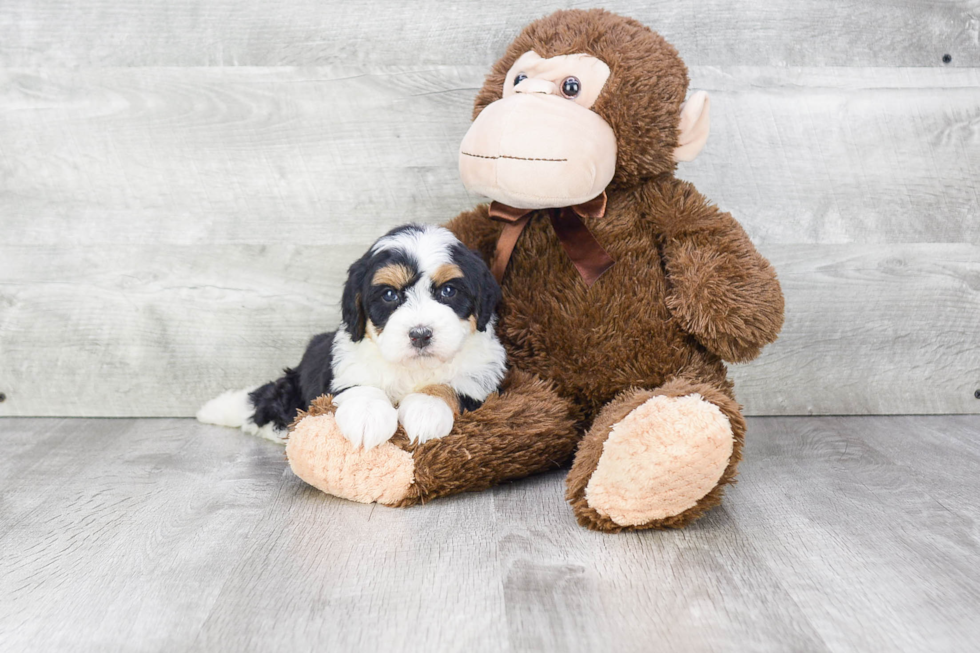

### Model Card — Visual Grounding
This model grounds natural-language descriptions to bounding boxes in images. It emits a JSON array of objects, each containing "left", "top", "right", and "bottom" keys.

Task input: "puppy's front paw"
[
  {"left": 397, "top": 393, "right": 455, "bottom": 444},
  {"left": 333, "top": 387, "right": 399, "bottom": 449}
]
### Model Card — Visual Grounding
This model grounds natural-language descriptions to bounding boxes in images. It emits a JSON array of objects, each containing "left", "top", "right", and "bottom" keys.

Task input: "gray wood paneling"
[
  {"left": 0, "top": 244, "right": 335, "bottom": 417},
  {"left": 732, "top": 243, "right": 980, "bottom": 415},
  {"left": 2, "top": 66, "right": 978, "bottom": 247},
  {"left": 1, "top": 242, "right": 977, "bottom": 416},
  {"left": 1, "top": 0, "right": 976, "bottom": 68},
  {"left": 685, "top": 67, "right": 980, "bottom": 246},
  {"left": 1, "top": 2, "right": 978, "bottom": 417},
  {"left": 2, "top": 415, "right": 979, "bottom": 651},
  {"left": 0, "top": 66, "right": 481, "bottom": 248}
]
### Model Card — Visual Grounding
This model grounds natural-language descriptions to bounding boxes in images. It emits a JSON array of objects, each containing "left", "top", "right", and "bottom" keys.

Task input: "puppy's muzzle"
[{"left": 409, "top": 326, "right": 433, "bottom": 350}]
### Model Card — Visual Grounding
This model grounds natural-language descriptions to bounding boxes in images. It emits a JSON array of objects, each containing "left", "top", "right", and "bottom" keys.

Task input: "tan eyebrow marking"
[
  {"left": 372, "top": 263, "right": 414, "bottom": 289},
  {"left": 431, "top": 263, "right": 464, "bottom": 286}
]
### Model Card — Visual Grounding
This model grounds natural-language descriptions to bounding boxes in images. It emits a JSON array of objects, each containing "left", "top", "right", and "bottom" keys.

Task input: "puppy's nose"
[{"left": 409, "top": 326, "right": 433, "bottom": 349}]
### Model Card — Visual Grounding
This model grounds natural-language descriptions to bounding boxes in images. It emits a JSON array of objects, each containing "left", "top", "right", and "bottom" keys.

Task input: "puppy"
[{"left": 197, "top": 224, "right": 507, "bottom": 448}]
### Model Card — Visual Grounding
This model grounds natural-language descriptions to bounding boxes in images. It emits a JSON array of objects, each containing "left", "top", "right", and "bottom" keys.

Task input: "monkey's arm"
[
  {"left": 285, "top": 370, "right": 580, "bottom": 507},
  {"left": 646, "top": 179, "right": 785, "bottom": 363},
  {"left": 444, "top": 204, "right": 502, "bottom": 265}
]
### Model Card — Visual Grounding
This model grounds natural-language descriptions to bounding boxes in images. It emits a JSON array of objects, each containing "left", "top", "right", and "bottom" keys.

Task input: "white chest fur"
[{"left": 330, "top": 326, "right": 506, "bottom": 404}]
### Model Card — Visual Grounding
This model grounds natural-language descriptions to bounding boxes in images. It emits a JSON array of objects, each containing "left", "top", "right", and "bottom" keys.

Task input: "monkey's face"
[
  {"left": 458, "top": 51, "right": 618, "bottom": 209},
  {"left": 460, "top": 9, "right": 713, "bottom": 204}
]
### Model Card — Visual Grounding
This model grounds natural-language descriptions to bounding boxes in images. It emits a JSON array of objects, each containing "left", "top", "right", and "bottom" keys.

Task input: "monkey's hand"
[{"left": 650, "top": 180, "right": 785, "bottom": 362}]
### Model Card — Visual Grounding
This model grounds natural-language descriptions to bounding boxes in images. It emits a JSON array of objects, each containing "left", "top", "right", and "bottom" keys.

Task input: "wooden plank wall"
[{"left": 0, "top": 1, "right": 978, "bottom": 417}]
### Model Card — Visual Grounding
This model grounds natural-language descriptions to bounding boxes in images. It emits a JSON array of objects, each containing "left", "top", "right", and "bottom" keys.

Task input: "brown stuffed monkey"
[{"left": 286, "top": 8, "right": 784, "bottom": 531}]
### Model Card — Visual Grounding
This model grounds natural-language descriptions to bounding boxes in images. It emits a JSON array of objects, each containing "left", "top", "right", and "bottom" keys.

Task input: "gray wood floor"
[{"left": 2, "top": 416, "right": 978, "bottom": 652}]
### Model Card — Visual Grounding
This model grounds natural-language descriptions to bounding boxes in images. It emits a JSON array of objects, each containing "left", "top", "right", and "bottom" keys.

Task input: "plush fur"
[
  {"left": 198, "top": 224, "right": 507, "bottom": 448},
  {"left": 286, "top": 370, "right": 580, "bottom": 506},
  {"left": 472, "top": 9, "right": 692, "bottom": 188},
  {"left": 284, "top": 9, "right": 784, "bottom": 531}
]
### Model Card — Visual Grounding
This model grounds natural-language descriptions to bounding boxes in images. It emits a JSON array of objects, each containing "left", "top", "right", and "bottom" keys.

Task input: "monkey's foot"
[
  {"left": 286, "top": 398, "right": 415, "bottom": 505},
  {"left": 567, "top": 391, "right": 735, "bottom": 531}
]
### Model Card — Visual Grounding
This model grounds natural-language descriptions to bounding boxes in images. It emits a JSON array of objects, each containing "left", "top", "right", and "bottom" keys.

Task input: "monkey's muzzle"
[{"left": 458, "top": 94, "right": 617, "bottom": 210}]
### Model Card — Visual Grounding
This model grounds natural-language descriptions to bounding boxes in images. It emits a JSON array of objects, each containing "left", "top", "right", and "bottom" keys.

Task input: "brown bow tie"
[{"left": 488, "top": 192, "right": 614, "bottom": 287}]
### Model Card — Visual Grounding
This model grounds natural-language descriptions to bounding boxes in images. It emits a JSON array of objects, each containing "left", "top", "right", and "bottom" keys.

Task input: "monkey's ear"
[{"left": 673, "top": 91, "right": 711, "bottom": 162}]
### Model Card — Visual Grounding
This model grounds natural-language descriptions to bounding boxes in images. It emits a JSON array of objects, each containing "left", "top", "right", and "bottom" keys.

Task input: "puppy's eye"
[
  {"left": 382, "top": 288, "right": 399, "bottom": 302},
  {"left": 513, "top": 73, "right": 528, "bottom": 86},
  {"left": 561, "top": 76, "right": 581, "bottom": 98},
  {"left": 440, "top": 285, "right": 457, "bottom": 298}
]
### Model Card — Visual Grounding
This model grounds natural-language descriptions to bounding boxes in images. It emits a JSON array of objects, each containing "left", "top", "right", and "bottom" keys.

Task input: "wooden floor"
[{"left": 1, "top": 416, "right": 978, "bottom": 652}]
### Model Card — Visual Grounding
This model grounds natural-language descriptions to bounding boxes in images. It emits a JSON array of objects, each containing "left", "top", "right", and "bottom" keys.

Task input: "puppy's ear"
[
  {"left": 341, "top": 252, "right": 371, "bottom": 341},
  {"left": 457, "top": 246, "right": 501, "bottom": 332},
  {"left": 476, "top": 272, "right": 502, "bottom": 332}
]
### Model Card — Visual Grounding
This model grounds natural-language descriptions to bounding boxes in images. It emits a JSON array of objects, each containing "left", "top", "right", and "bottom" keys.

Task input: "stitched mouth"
[{"left": 461, "top": 151, "right": 567, "bottom": 162}]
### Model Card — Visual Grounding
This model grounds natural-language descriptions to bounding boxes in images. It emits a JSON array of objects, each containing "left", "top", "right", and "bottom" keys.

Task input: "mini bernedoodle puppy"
[{"left": 198, "top": 224, "right": 507, "bottom": 447}]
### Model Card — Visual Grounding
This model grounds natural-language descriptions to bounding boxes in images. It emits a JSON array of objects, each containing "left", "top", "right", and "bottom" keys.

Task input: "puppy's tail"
[
  {"left": 196, "top": 386, "right": 287, "bottom": 445},
  {"left": 197, "top": 387, "right": 254, "bottom": 428}
]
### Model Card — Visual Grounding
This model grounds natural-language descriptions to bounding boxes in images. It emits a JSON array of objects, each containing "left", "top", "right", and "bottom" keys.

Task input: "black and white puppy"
[{"left": 197, "top": 224, "right": 507, "bottom": 448}]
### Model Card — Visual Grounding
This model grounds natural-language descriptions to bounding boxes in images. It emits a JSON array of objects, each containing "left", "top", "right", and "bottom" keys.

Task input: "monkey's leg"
[
  {"left": 286, "top": 370, "right": 580, "bottom": 506},
  {"left": 565, "top": 376, "right": 745, "bottom": 531}
]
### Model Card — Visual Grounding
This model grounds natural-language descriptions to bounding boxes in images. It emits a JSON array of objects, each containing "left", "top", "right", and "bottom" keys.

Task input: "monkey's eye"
[
  {"left": 561, "top": 76, "right": 581, "bottom": 98},
  {"left": 381, "top": 288, "right": 399, "bottom": 302},
  {"left": 440, "top": 285, "right": 457, "bottom": 299},
  {"left": 513, "top": 73, "right": 528, "bottom": 86}
]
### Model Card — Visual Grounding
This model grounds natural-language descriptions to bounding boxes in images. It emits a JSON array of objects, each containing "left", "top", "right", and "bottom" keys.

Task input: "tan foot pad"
[
  {"left": 286, "top": 413, "right": 415, "bottom": 505},
  {"left": 585, "top": 393, "right": 733, "bottom": 526}
]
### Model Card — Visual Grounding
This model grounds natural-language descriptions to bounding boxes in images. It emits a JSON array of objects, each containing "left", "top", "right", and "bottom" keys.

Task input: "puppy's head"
[{"left": 341, "top": 225, "right": 501, "bottom": 365}]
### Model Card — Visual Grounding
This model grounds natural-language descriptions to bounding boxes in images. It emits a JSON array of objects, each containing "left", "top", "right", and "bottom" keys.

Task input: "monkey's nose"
[
  {"left": 514, "top": 78, "right": 559, "bottom": 96},
  {"left": 409, "top": 326, "right": 433, "bottom": 349}
]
